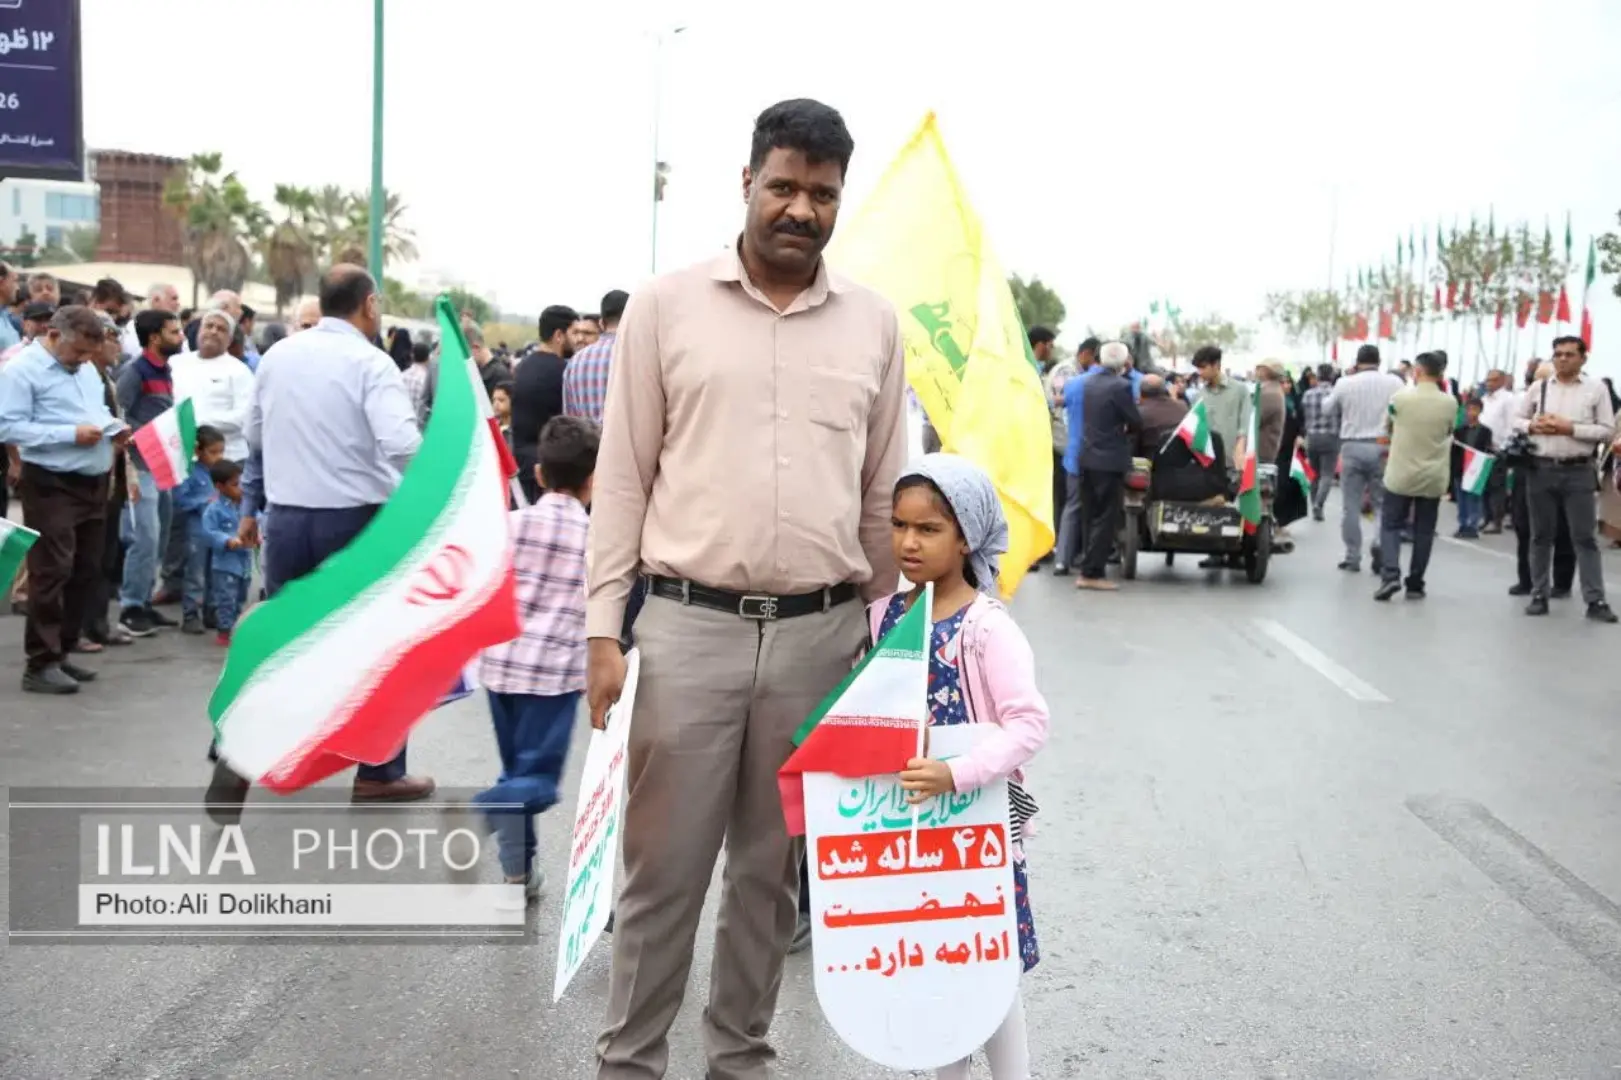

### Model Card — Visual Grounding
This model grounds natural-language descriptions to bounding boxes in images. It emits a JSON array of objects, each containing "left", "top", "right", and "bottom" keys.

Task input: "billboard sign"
[{"left": 0, "top": 0, "right": 83, "bottom": 181}]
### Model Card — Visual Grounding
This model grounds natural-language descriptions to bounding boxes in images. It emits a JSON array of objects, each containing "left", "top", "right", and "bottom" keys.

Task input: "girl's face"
[
  {"left": 892, "top": 486, "right": 968, "bottom": 587},
  {"left": 491, "top": 389, "right": 511, "bottom": 420},
  {"left": 198, "top": 441, "right": 226, "bottom": 468}
]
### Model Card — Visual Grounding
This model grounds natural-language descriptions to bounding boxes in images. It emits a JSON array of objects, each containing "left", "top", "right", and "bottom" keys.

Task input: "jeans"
[
  {"left": 175, "top": 513, "right": 208, "bottom": 618},
  {"left": 1078, "top": 469, "right": 1124, "bottom": 579},
  {"left": 1338, "top": 441, "right": 1385, "bottom": 566},
  {"left": 118, "top": 468, "right": 172, "bottom": 610},
  {"left": 1528, "top": 462, "right": 1605, "bottom": 604},
  {"left": 211, "top": 570, "right": 249, "bottom": 631},
  {"left": 1305, "top": 435, "right": 1339, "bottom": 514},
  {"left": 1054, "top": 471, "right": 1084, "bottom": 569},
  {"left": 1511, "top": 465, "right": 1573, "bottom": 591},
  {"left": 1455, "top": 489, "right": 1484, "bottom": 533},
  {"left": 1379, "top": 492, "right": 1439, "bottom": 586},
  {"left": 473, "top": 690, "right": 580, "bottom": 877}
]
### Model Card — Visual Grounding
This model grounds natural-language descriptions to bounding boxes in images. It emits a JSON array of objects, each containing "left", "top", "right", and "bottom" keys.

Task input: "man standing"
[
  {"left": 1515, "top": 336, "right": 1616, "bottom": 621},
  {"left": 1299, "top": 363, "right": 1339, "bottom": 521},
  {"left": 1476, "top": 368, "right": 1516, "bottom": 532},
  {"left": 1027, "top": 326, "right": 1062, "bottom": 560},
  {"left": 510, "top": 305, "right": 578, "bottom": 503},
  {"left": 0, "top": 262, "right": 19, "bottom": 347},
  {"left": 1050, "top": 336, "right": 1098, "bottom": 574},
  {"left": 1188, "top": 346, "right": 1249, "bottom": 468},
  {"left": 1327, "top": 344, "right": 1403, "bottom": 572},
  {"left": 1074, "top": 342, "right": 1141, "bottom": 592},
  {"left": 0, "top": 307, "right": 127, "bottom": 693},
  {"left": 586, "top": 98, "right": 905, "bottom": 1080},
  {"left": 563, "top": 289, "right": 628, "bottom": 425},
  {"left": 1374, "top": 353, "right": 1457, "bottom": 601},
  {"left": 216, "top": 265, "right": 434, "bottom": 809},
  {"left": 115, "top": 309, "right": 187, "bottom": 636},
  {"left": 172, "top": 310, "right": 255, "bottom": 463}
]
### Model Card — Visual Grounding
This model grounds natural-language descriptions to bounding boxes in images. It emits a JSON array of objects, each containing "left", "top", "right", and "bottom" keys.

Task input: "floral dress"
[{"left": 879, "top": 594, "right": 1040, "bottom": 972}]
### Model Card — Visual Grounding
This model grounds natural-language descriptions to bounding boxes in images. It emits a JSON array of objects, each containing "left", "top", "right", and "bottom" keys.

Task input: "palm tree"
[
  {"left": 163, "top": 152, "right": 269, "bottom": 304},
  {"left": 342, "top": 188, "right": 419, "bottom": 269},
  {"left": 262, "top": 184, "right": 320, "bottom": 317}
]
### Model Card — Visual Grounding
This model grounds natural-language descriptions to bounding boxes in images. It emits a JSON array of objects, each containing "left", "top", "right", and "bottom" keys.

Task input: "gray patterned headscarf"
[{"left": 899, "top": 453, "right": 1008, "bottom": 596}]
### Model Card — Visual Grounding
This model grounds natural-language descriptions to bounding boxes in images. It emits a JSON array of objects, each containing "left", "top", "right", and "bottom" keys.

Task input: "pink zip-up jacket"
[{"left": 868, "top": 591, "right": 1049, "bottom": 800}]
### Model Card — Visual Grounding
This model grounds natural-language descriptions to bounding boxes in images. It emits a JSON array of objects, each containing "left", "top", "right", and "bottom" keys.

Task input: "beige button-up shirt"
[
  {"left": 1513, "top": 374, "right": 1616, "bottom": 460},
  {"left": 584, "top": 246, "right": 907, "bottom": 640}
]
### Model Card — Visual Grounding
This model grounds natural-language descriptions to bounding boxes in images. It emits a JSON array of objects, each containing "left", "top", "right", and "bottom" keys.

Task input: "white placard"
[
  {"left": 552, "top": 648, "right": 639, "bottom": 1001},
  {"left": 804, "top": 724, "right": 1020, "bottom": 1071}
]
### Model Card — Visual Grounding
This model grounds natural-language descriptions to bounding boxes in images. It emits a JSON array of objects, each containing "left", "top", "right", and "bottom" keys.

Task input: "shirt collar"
[
  {"left": 316, "top": 316, "right": 371, "bottom": 342},
  {"left": 143, "top": 348, "right": 171, "bottom": 369},
  {"left": 709, "top": 237, "right": 847, "bottom": 313}
]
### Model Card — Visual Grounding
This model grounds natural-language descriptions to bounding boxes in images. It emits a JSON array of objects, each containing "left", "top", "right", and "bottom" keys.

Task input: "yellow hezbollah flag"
[{"left": 830, "top": 113, "right": 1053, "bottom": 597}]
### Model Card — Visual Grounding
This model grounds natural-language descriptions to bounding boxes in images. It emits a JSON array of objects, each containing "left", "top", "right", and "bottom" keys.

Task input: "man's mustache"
[{"left": 773, "top": 219, "right": 820, "bottom": 239}]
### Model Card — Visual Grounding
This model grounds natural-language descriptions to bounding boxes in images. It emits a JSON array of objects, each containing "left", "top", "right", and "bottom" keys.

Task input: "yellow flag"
[{"left": 830, "top": 113, "right": 1054, "bottom": 598}]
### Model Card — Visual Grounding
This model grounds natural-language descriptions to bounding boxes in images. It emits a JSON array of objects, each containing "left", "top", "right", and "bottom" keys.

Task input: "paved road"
[{"left": 3, "top": 499, "right": 1621, "bottom": 1079}]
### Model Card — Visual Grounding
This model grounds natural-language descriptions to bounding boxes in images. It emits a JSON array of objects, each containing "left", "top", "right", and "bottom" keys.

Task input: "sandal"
[{"left": 70, "top": 640, "right": 106, "bottom": 654}]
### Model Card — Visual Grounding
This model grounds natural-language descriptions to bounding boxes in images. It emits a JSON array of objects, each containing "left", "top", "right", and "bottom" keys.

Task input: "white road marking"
[
  {"left": 1436, "top": 535, "right": 1513, "bottom": 560},
  {"left": 1251, "top": 618, "right": 1392, "bottom": 703}
]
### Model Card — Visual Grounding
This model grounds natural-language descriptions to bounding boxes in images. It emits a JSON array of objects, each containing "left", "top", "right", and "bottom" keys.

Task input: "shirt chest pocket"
[{"left": 804, "top": 366, "right": 873, "bottom": 433}]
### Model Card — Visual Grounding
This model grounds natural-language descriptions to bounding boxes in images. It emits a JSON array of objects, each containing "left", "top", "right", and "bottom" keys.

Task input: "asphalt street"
[{"left": 3, "top": 494, "right": 1621, "bottom": 1079}]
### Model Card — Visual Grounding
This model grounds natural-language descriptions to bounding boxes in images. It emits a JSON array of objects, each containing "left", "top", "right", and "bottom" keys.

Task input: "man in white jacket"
[{"left": 171, "top": 310, "right": 254, "bottom": 462}]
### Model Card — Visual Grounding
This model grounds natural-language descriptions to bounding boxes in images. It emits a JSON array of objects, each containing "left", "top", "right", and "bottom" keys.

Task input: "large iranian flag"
[
  {"left": 209, "top": 298, "right": 521, "bottom": 793},
  {"left": 0, "top": 519, "right": 38, "bottom": 593},
  {"left": 778, "top": 584, "right": 930, "bottom": 837},
  {"left": 1236, "top": 382, "right": 1263, "bottom": 533},
  {"left": 131, "top": 398, "right": 197, "bottom": 491},
  {"left": 1165, "top": 398, "right": 1214, "bottom": 465}
]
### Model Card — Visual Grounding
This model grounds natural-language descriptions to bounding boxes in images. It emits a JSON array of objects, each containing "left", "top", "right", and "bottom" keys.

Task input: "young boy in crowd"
[
  {"left": 471, "top": 415, "right": 597, "bottom": 900},
  {"left": 201, "top": 459, "right": 253, "bottom": 645},
  {"left": 1451, "top": 397, "right": 1493, "bottom": 539},
  {"left": 172, "top": 426, "right": 226, "bottom": 635}
]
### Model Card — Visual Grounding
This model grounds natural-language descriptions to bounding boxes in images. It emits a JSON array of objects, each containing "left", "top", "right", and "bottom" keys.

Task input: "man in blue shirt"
[
  {"left": 1055, "top": 338, "right": 1141, "bottom": 573},
  {"left": 0, "top": 306, "right": 129, "bottom": 693}
]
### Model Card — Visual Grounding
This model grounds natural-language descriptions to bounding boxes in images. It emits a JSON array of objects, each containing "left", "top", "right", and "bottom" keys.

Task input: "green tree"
[
  {"left": 324, "top": 188, "right": 418, "bottom": 270},
  {"left": 444, "top": 286, "right": 494, "bottom": 325},
  {"left": 4, "top": 226, "right": 39, "bottom": 267},
  {"left": 1007, "top": 273, "right": 1066, "bottom": 334},
  {"left": 1263, "top": 289, "right": 1350, "bottom": 353},
  {"left": 163, "top": 152, "right": 270, "bottom": 305},
  {"left": 1598, "top": 209, "right": 1621, "bottom": 299},
  {"left": 1155, "top": 313, "right": 1251, "bottom": 365},
  {"left": 380, "top": 277, "right": 431, "bottom": 319},
  {"left": 64, "top": 225, "right": 99, "bottom": 262},
  {"left": 262, "top": 184, "right": 320, "bottom": 317}
]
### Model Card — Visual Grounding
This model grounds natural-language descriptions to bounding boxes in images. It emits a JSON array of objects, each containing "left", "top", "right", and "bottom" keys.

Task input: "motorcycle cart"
[{"left": 1118, "top": 459, "right": 1276, "bottom": 584}]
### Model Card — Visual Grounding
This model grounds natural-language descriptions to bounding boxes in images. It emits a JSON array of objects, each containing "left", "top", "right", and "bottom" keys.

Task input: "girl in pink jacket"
[{"left": 880, "top": 453, "right": 1050, "bottom": 1080}]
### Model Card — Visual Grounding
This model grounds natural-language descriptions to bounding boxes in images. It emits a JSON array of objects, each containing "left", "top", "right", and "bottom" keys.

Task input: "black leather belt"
[
  {"left": 646, "top": 575, "right": 857, "bottom": 620},
  {"left": 1534, "top": 456, "right": 1592, "bottom": 466}
]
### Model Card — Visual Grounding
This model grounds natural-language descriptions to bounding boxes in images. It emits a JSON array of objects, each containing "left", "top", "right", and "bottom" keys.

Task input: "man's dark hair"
[
  {"left": 240, "top": 305, "right": 256, "bottom": 323},
  {"left": 411, "top": 340, "right": 431, "bottom": 364},
  {"left": 92, "top": 278, "right": 128, "bottom": 306},
  {"left": 49, "top": 305, "right": 106, "bottom": 341},
  {"left": 537, "top": 415, "right": 599, "bottom": 493},
  {"left": 539, "top": 305, "right": 579, "bottom": 343},
  {"left": 749, "top": 98, "right": 855, "bottom": 178},
  {"left": 1077, "top": 336, "right": 1102, "bottom": 358},
  {"left": 1191, "top": 345, "right": 1223, "bottom": 368},
  {"left": 134, "top": 308, "right": 178, "bottom": 349},
  {"left": 1415, "top": 351, "right": 1446, "bottom": 379},
  {"left": 1354, "top": 344, "right": 1381, "bottom": 368},
  {"left": 1552, "top": 334, "right": 1587, "bottom": 357},
  {"left": 209, "top": 458, "right": 243, "bottom": 486},
  {"left": 600, "top": 289, "right": 629, "bottom": 325},
  {"left": 491, "top": 379, "right": 515, "bottom": 398},
  {"left": 1316, "top": 363, "right": 1335, "bottom": 382},
  {"left": 1027, "top": 326, "right": 1055, "bottom": 347},
  {"left": 319, "top": 265, "right": 376, "bottom": 318},
  {"left": 195, "top": 424, "right": 226, "bottom": 452}
]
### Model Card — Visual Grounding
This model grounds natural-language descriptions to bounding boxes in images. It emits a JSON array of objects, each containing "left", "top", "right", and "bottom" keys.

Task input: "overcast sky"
[{"left": 84, "top": 0, "right": 1621, "bottom": 372}]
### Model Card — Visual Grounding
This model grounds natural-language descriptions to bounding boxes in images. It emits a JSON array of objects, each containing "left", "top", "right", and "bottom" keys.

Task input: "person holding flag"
[
  {"left": 1374, "top": 353, "right": 1458, "bottom": 601},
  {"left": 114, "top": 308, "right": 187, "bottom": 638}
]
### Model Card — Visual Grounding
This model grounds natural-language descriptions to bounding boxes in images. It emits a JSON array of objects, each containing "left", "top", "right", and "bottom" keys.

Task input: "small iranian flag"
[
  {"left": 778, "top": 583, "right": 930, "bottom": 837},
  {"left": 131, "top": 398, "right": 197, "bottom": 491},
  {"left": 1290, "top": 446, "right": 1315, "bottom": 497},
  {"left": 208, "top": 297, "right": 521, "bottom": 793},
  {"left": 1236, "top": 382, "right": 1262, "bottom": 533},
  {"left": 1460, "top": 445, "right": 1495, "bottom": 496},
  {"left": 1165, "top": 398, "right": 1214, "bottom": 465},
  {"left": 1580, "top": 236, "right": 1597, "bottom": 351},
  {"left": 0, "top": 519, "right": 38, "bottom": 593}
]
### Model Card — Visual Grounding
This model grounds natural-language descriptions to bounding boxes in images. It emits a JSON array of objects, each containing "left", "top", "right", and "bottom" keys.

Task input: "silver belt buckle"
[{"left": 738, "top": 594, "right": 779, "bottom": 620}]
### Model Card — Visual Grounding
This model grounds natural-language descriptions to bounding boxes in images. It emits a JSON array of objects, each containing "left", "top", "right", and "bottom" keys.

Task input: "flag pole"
[
  {"left": 367, "top": 0, "right": 384, "bottom": 276},
  {"left": 909, "top": 581, "right": 933, "bottom": 854}
]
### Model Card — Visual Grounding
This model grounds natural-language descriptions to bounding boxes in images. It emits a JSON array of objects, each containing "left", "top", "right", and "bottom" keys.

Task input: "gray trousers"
[
  {"left": 1054, "top": 471, "right": 1084, "bottom": 569},
  {"left": 1528, "top": 462, "right": 1605, "bottom": 604},
  {"left": 1339, "top": 440, "right": 1385, "bottom": 565},
  {"left": 1305, "top": 434, "right": 1340, "bottom": 514}
]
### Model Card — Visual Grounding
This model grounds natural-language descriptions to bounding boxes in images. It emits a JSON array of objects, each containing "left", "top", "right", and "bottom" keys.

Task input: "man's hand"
[
  {"left": 225, "top": 538, "right": 243, "bottom": 551},
  {"left": 238, "top": 516, "right": 259, "bottom": 549},
  {"left": 73, "top": 424, "right": 103, "bottom": 446},
  {"left": 587, "top": 637, "right": 628, "bottom": 731},
  {"left": 5, "top": 457, "right": 19, "bottom": 489},
  {"left": 110, "top": 428, "right": 132, "bottom": 449}
]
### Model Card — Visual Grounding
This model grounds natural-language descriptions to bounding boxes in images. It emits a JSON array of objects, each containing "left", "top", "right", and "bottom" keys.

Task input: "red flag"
[
  {"left": 1332, "top": 339, "right": 1339, "bottom": 362},
  {"left": 1434, "top": 285, "right": 1442, "bottom": 309},
  {"left": 1582, "top": 308, "right": 1594, "bottom": 351},
  {"left": 1377, "top": 309, "right": 1393, "bottom": 340},
  {"left": 1516, "top": 297, "right": 1531, "bottom": 329},
  {"left": 1536, "top": 291, "right": 1554, "bottom": 324},
  {"left": 1556, "top": 285, "right": 1572, "bottom": 323},
  {"left": 1495, "top": 304, "right": 1505, "bottom": 331},
  {"left": 1446, "top": 281, "right": 1457, "bottom": 310},
  {"left": 1356, "top": 313, "right": 1370, "bottom": 340},
  {"left": 1462, "top": 281, "right": 1473, "bottom": 308}
]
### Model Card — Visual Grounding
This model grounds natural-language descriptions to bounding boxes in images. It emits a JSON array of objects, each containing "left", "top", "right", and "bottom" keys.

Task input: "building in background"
[
  {"left": 91, "top": 151, "right": 184, "bottom": 265},
  {"left": 0, "top": 176, "right": 100, "bottom": 252}
]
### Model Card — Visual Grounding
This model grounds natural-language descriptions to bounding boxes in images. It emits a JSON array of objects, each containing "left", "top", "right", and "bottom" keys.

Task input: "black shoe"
[
  {"left": 145, "top": 606, "right": 178, "bottom": 629},
  {"left": 118, "top": 607, "right": 157, "bottom": 637},
  {"left": 180, "top": 614, "right": 205, "bottom": 635},
  {"left": 1525, "top": 597, "right": 1550, "bottom": 616},
  {"left": 1312, "top": 508, "right": 1325, "bottom": 522},
  {"left": 22, "top": 665, "right": 80, "bottom": 694},
  {"left": 203, "top": 607, "right": 218, "bottom": 630},
  {"left": 603, "top": 909, "right": 614, "bottom": 936},
  {"left": 1550, "top": 588, "right": 1571, "bottom": 600},
  {"left": 1051, "top": 564, "right": 1070, "bottom": 576},
  {"left": 59, "top": 660, "right": 97, "bottom": 682},
  {"left": 1338, "top": 560, "right": 1360, "bottom": 572},
  {"left": 1508, "top": 583, "right": 1532, "bottom": 596},
  {"left": 204, "top": 760, "right": 250, "bottom": 825},
  {"left": 1405, "top": 584, "right": 1426, "bottom": 600},
  {"left": 1587, "top": 601, "right": 1618, "bottom": 624},
  {"left": 1373, "top": 580, "right": 1401, "bottom": 602},
  {"left": 1198, "top": 555, "right": 1226, "bottom": 569}
]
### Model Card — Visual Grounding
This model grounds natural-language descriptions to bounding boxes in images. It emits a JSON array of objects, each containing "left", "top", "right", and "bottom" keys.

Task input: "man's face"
[
  {"left": 46, "top": 329, "right": 101, "bottom": 370},
  {"left": 1078, "top": 348, "right": 1096, "bottom": 369},
  {"left": 154, "top": 317, "right": 183, "bottom": 356},
  {"left": 197, "top": 315, "right": 232, "bottom": 357},
  {"left": 99, "top": 333, "right": 121, "bottom": 369},
  {"left": 1032, "top": 341, "right": 1052, "bottom": 365},
  {"left": 355, "top": 293, "right": 382, "bottom": 342},
  {"left": 1485, "top": 371, "right": 1505, "bottom": 393},
  {"left": 742, "top": 147, "right": 843, "bottom": 278},
  {"left": 30, "top": 278, "right": 58, "bottom": 305},
  {"left": 22, "top": 316, "right": 48, "bottom": 339},
  {"left": 152, "top": 286, "right": 181, "bottom": 313},
  {"left": 295, "top": 301, "right": 320, "bottom": 331},
  {"left": 1197, "top": 362, "right": 1222, "bottom": 386},
  {"left": 571, "top": 319, "right": 600, "bottom": 350},
  {"left": 1552, "top": 342, "right": 1586, "bottom": 380},
  {"left": 550, "top": 329, "right": 576, "bottom": 361}
]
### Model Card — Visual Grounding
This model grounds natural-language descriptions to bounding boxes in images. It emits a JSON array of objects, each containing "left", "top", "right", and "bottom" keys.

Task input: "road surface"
[{"left": 2, "top": 500, "right": 1620, "bottom": 1079}]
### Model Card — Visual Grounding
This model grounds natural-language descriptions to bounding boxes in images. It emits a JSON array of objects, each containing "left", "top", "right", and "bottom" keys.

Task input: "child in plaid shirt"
[{"left": 474, "top": 416, "right": 598, "bottom": 899}]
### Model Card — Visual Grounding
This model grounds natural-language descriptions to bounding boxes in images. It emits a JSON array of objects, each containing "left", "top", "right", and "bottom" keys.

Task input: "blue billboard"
[{"left": 0, "top": 0, "right": 83, "bottom": 181}]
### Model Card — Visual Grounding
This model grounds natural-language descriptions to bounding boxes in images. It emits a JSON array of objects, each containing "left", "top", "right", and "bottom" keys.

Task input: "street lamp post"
[
  {"left": 650, "top": 25, "right": 686, "bottom": 275},
  {"left": 368, "top": 0, "right": 385, "bottom": 277}
]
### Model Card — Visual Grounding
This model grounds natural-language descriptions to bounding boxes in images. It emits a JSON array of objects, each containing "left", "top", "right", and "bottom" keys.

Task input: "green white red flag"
[
  {"left": 1236, "top": 383, "right": 1262, "bottom": 533},
  {"left": 130, "top": 397, "right": 197, "bottom": 491},
  {"left": 0, "top": 518, "right": 37, "bottom": 594},
  {"left": 778, "top": 583, "right": 930, "bottom": 837},
  {"left": 1289, "top": 445, "right": 1314, "bottom": 497},
  {"left": 208, "top": 297, "right": 521, "bottom": 793},
  {"left": 1459, "top": 444, "right": 1494, "bottom": 497},
  {"left": 1165, "top": 398, "right": 1214, "bottom": 466},
  {"left": 1581, "top": 236, "right": 1597, "bottom": 350}
]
